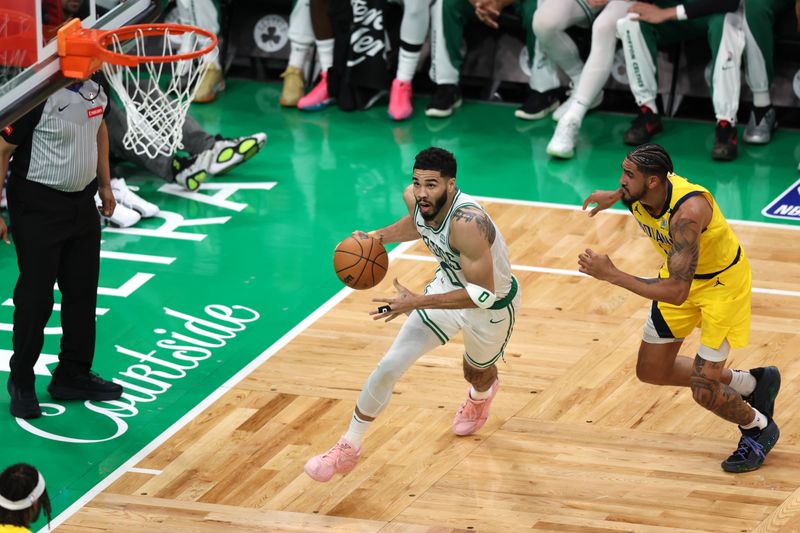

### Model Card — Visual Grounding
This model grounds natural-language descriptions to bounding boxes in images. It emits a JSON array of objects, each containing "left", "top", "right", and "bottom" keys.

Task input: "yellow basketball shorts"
[{"left": 646, "top": 252, "right": 752, "bottom": 350}]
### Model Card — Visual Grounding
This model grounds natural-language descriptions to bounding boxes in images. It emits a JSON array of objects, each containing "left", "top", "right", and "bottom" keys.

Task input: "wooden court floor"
[{"left": 57, "top": 202, "right": 800, "bottom": 532}]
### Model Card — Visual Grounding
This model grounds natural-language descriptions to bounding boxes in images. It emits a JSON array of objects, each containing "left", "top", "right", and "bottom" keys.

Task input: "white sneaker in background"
[
  {"left": 547, "top": 116, "right": 581, "bottom": 159},
  {"left": 552, "top": 90, "right": 603, "bottom": 122},
  {"left": 95, "top": 192, "right": 141, "bottom": 228},
  {"left": 110, "top": 177, "right": 159, "bottom": 218}
]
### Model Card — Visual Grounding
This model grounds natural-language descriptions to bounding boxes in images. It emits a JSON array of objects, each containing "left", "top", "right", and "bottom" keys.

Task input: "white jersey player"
[{"left": 305, "top": 146, "right": 521, "bottom": 482}]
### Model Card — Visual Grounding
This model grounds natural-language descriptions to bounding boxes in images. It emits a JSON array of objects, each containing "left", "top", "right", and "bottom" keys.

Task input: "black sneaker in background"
[
  {"left": 712, "top": 120, "right": 738, "bottom": 161},
  {"left": 425, "top": 84, "right": 462, "bottom": 118},
  {"left": 7, "top": 378, "right": 42, "bottom": 419},
  {"left": 623, "top": 106, "right": 663, "bottom": 145},
  {"left": 514, "top": 88, "right": 560, "bottom": 121},
  {"left": 721, "top": 419, "right": 779, "bottom": 473},
  {"left": 744, "top": 366, "right": 780, "bottom": 419},
  {"left": 47, "top": 372, "right": 123, "bottom": 401}
]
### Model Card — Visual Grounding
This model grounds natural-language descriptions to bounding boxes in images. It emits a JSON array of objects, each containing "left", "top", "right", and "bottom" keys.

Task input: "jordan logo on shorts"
[{"left": 713, "top": 278, "right": 725, "bottom": 287}]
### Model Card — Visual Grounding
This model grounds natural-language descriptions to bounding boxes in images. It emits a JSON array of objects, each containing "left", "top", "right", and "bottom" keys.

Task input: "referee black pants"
[{"left": 7, "top": 177, "right": 100, "bottom": 389}]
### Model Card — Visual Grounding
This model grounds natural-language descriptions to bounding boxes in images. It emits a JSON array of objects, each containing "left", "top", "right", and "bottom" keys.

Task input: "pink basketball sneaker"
[
  {"left": 297, "top": 70, "right": 332, "bottom": 111},
  {"left": 388, "top": 78, "right": 413, "bottom": 121},
  {"left": 304, "top": 436, "right": 362, "bottom": 482},
  {"left": 452, "top": 379, "right": 499, "bottom": 436}
]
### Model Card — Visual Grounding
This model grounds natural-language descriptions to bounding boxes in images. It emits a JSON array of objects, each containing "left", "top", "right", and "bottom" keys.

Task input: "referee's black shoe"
[
  {"left": 7, "top": 378, "right": 42, "bottom": 419},
  {"left": 48, "top": 372, "right": 123, "bottom": 401}
]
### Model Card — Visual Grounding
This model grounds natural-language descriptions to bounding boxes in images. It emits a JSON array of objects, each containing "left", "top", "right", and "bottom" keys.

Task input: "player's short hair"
[
  {"left": 414, "top": 147, "right": 457, "bottom": 179},
  {"left": 0, "top": 463, "right": 51, "bottom": 528},
  {"left": 626, "top": 143, "right": 674, "bottom": 181}
]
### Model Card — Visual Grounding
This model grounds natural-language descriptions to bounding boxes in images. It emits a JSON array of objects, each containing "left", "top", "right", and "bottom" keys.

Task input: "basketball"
[{"left": 333, "top": 235, "right": 388, "bottom": 290}]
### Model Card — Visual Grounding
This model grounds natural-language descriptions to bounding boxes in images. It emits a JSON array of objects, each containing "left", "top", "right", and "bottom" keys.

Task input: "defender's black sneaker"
[
  {"left": 721, "top": 419, "right": 779, "bottom": 473},
  {"left": 744, "top": 366, "right": 780, "bottom": 419}
]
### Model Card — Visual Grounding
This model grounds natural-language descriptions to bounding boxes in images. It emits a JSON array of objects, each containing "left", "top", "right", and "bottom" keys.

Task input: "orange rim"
[
  {"left": 94, "top": 23, "right": 218, "bottom": 65},
  {"left": 57, "top": 19, "right": 217, "bottom": 77}
]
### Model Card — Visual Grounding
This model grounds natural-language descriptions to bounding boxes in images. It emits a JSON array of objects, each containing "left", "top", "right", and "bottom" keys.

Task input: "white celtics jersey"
[{"left": 414, "top": 190, "right": 514, "bottom": 298}]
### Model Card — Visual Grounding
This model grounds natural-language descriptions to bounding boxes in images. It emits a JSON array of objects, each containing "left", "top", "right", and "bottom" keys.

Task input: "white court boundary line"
[
  {"left": 471, "top": 195, "right": 800, "bottom": 231},
  {"left": 398, "top": 253, "right": 800, "bottom": 298},
  {"left": 127, "top": 467, "right": 162, "bottom": 476},
  {"left": 44, "top": 242, "right": 416, "bottom": 532},
  {"left": 43, "top": 200, "right": 799, "bottom": 531}
]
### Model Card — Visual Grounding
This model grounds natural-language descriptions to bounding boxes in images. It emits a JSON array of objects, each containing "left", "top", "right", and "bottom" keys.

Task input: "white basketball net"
[{"left": 101, "top": 28, "right": 217, "bottom": 159}]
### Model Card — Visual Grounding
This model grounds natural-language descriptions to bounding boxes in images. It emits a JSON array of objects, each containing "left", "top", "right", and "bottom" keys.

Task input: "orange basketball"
[{"left": 333, "top": 235, "right": 388, "bottom": 290}]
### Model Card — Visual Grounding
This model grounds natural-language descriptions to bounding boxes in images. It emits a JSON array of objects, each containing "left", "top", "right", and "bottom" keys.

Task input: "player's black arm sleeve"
[{"left": 684, "top": 0, "right": 739, "bottom": 19}]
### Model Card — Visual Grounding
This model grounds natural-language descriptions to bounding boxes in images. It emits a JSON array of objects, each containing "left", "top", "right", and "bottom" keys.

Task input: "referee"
[{"left": 0, "top": 77, "right": 123, "bottom": 419}]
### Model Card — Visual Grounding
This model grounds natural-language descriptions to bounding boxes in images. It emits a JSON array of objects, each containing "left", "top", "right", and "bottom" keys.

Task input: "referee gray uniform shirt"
[{"left": 5, "top": 79, "right": 108, "bottom": 191}]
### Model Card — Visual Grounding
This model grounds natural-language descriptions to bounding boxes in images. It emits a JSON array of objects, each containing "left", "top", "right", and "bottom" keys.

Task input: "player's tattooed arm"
[
  {"left": 452, "top": 206, "right": 496, "bottom": 245},
  {"left": 579, "top": 195, "right": 710, "bottom": 305},
  {"left": 667, "top": 217, "right": 700, "bottom": 282},
  {"left": 450, "top": 207, "right": 496, "bottom": 299}
]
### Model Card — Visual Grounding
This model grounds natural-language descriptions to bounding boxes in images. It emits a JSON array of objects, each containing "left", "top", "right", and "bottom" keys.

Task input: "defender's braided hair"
[{"left": 626, "top": 143, "right": 674, "bottom": 181}]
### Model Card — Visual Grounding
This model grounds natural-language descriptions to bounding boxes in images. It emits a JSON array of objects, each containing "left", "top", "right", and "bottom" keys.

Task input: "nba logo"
[{"left": 763, "top": 177, "right": 800, "bottom": 221}]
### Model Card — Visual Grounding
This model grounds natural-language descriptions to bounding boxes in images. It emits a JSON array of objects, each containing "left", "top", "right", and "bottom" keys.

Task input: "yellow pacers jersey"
[
  {"left": 631, "top": 173, "right": 752, "bottom": 349},
  {"left": 630, "top": 173, "right": 740, "bottom": 279}
]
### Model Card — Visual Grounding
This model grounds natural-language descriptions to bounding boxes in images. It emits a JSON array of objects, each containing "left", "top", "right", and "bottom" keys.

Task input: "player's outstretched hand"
[
  {"left": 582, "top": 189, "right": 622, "bottom": 217},
  {"left": 370, "top": 278, "right": 418, "bottom": 322},
  {"left": 578, "top": 248, "right": 617, "bottom": 281}
]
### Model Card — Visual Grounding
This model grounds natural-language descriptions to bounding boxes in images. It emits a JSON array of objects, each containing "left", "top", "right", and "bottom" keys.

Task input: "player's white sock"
[
  {"left": 729, "top": 369, "right": 756, "bottom": 397},
  {"left": 396, "top": 47, "right": 421, "bottom": 82},
  {"left": 344, "top": 412, "right": 371, "bottom": 448},
  {"left": 740, "top": 407, "right": 768, "bottom": 430},
  {"left": 288, "top": 42, "right": 312, "bottom": 70},
  {"left": 316, "top": 39, "right": 335, "bottom": 72},
  {"left": 752, "top": 91, "right": 771, "bottom": 108},
  {"left": 470, "top": 386, "right": 491, "bottom": 400}
]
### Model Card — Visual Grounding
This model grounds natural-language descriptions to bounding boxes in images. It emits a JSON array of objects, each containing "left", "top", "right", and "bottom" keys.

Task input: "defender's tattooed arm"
[{"left": 578, "top": 195, "right": 710, "bottom": 305}]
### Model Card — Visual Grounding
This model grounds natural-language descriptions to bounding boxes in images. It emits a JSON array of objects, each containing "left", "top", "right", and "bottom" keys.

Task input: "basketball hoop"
[{"left": 57, "top": 19, "right": 218, "bottom": 158}]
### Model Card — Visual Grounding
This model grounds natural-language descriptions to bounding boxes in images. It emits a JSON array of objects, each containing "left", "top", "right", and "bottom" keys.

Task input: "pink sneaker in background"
[
  {"left": 388, "top": 78, "right": 413, "bottom": 121},
  {"left": 452, "top": 379, "right": 499, "bottom": 436},
  {"left": 304, "top": 436, "right": 362, "bottom": 482},
  {"left": 297, "top": 70, "right": 332, "bottom": 111}
]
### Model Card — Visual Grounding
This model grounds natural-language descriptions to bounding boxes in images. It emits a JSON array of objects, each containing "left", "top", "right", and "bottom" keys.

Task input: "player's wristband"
[
  {"left": 466, "top": 283, "right": 497, "bottom": 309},
  {"left": 675, "top": 5, "right": 687, "bottom": 20}
]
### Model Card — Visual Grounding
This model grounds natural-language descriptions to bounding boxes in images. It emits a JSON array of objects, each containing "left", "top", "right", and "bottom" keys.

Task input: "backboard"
[{"left": 0, "top": 0, "right": 162, "bottom": 128}]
